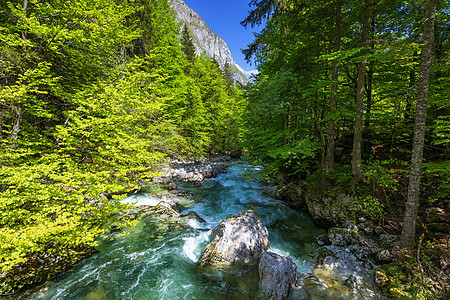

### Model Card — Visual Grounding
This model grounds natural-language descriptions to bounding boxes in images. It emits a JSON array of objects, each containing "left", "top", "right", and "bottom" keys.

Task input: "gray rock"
[
  {"left": 0, "top": 246, "right": 96, "bottom": 295},
  {"left": 374, "top": 226, "right": 385, "bottom": 236},
  {"left": 160, "top": 161, "right": 226, "bottom": 182},
  {"left": 304, "top": 193, "right": 350, "bottom": 227},
  {"left": 374, "top": 249, "right": 392, "bottom": 264},
  {"left": 287, "top": 284, "right": 308, "bottom": 300},
  {"left": 199, "top": 209, "right": 269, "bottom": 264},
  {"left": 314, "top": 247, "right": 335, "bottom": 265},
  {"left": 168, "top": 181, "right": 178, "bottom": 191},
  {"left": 308, "top": 227, "right": 387, "bottom": 299},
  {"left": 319, "top": 228, "right": 380, "bottom": 257},
  {"left": 315, "top": 234, "right": 330, "bottom": 247},
  {"left": 275, "top": 183, "right": 307, "bottom": 210},
  {"left": 126, "top": 205, "right": 154, "bottom": 219},
  {"left": 182, "top": 211, "right": 206, "bottom": 223},
  {"left": 298, "top": 273, "right": 329, "bottom": 298},
  {"left": 155, "top": 201, "right": 185, "bottom": 217},
  {"left": 343, "top": 220, "right": 359, "bottom": 232},
  {"left": 169, "top": 0, "right": 248, "bottom": 85},
  {"left": 344, "top": 274, "right": 361, "bottom": 291},
  {"left": 148, "top": 193, "right": 171, "bottom": 201},
  {"left": 378, "top": 234, "right": 398, "bottom": 248},
  {"left": 357, "top": 221, "right": 374, "bottom": 234},
  {"left": 259, "top": 252, "right": 298, "bottom": 300}
]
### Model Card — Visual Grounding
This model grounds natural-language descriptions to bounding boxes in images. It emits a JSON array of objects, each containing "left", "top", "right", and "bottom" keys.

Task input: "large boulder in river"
[
  {"left": 199, "top": 209, "right": 269, "bottom": 264},
  {"left": 259, "top": 252, "right": 298, "bottom": 300}
]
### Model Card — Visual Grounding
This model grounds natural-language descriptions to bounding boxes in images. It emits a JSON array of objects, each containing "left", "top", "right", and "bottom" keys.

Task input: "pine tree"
[{"left": 181, "top": 24, "right": 196, "bottom": 60}]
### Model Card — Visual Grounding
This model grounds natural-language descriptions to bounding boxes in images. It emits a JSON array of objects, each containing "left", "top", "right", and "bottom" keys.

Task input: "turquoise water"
[{"left": 28, "top": 161, "right": 324, "bottom": 299}]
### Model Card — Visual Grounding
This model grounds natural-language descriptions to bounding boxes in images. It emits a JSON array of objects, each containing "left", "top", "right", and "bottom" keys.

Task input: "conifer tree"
[{"left": 181, "top": 24, "right": 197, "bottom": 60}]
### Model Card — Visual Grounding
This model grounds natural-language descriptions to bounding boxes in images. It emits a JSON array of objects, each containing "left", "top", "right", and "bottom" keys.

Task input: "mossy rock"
[
  {"left": 314, "top": 247, "right": 335, "bottom": 265},
  {"left": 275, "top": 182, "right": 307, "bottom": 210},
  {"left": 373, "top": 268, "right": 389, "bottom": 288},
  {"left": 0, "top": 245, "right": 96, "bottom": 295}
]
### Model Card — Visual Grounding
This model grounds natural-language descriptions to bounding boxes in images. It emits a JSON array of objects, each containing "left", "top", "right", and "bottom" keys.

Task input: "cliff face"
[{"left": 170, "top": 0, "right": 249, "bottom": 85}]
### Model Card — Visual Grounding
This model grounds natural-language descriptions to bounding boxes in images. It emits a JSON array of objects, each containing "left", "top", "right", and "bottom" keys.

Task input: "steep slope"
[{"left": 170, "top": 0, "right": 249, "bottom": 85}]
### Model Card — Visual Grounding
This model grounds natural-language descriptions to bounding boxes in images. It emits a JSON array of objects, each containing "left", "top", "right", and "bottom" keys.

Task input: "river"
[{"left": 26, "top": 161, "right": 324, "bottom": 299}]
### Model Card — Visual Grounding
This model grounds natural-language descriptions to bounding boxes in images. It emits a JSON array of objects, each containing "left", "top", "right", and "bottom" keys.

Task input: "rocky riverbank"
[
  {"left": 274, "top": 177, "right": 450, "bottom": 299},
  {"left": 196, "top": 207, "right": 388, "bottom": 299},
  {"left": 157, "top": 159, "right": 227, "bottom": 182},
  {"left": 0, "top": 159, "right": 228, "bottom": 296}
]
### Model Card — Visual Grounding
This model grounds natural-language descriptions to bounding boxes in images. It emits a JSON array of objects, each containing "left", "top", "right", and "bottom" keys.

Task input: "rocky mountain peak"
[{"left": 169, "top": 0, "right": 249, "bottom": 85}]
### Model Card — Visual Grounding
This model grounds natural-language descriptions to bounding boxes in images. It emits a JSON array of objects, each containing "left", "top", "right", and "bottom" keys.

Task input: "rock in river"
[
  {"left": 154, "top": 201, "right": 185, "bottom": 217},
  {"left": 259, "top": 251, "right": 298, "bottom": 300},
  {"left": 199, "top": 209, "right": 270, "bottom": 264}
]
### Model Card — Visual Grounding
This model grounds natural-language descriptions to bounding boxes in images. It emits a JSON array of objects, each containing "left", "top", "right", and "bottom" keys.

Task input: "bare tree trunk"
[
  {"left": 352, "top": 0, "right": 371, "bottom": 182},
  {"left": 400, "top": 0, "right": 436, "bottom": 249},
  {"left": 324, "top": 1, "right": 342, "bottom": 174},
  {"left": 7, "top": 0, "right": 28, "bottom": 147},
  {"left": 9, "top": 106, "right": 22, "bottom": 148},
  {"left": 0, "top": 112, "right": 3, "bottom": 140},
  {"left": 21, "top": 0, "right": 28, "bottom": 42}
]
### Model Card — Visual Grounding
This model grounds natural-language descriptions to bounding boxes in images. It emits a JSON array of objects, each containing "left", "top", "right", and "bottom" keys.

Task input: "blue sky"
[{"left": 183, "top": 0, "right": 261, "bottom": 77}]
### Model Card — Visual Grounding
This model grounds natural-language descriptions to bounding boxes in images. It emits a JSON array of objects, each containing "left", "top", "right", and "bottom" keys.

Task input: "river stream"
[{"left": 26, "top": 161, "right": 324, "bottom": 299}]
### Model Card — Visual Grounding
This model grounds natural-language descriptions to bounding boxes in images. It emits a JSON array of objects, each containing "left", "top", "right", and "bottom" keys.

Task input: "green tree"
[
  {"left": 400, "top": 0, "right": 436, "bottom": 249},
  {"left": 181, "top": 24, "right": 197, "bottom": 60},
  {"left": 352, "top": 0, "right": 371, "bottom": 182},
  {"left": 0, "top": 0, "right": 245, "bottom": 293}
]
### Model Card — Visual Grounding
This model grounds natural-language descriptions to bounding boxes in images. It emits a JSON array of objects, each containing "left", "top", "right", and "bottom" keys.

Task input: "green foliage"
[
  {"left": 349, "top": 195, "right": 386, "bottom": 220},
  {"left": 243, "top": 67, "right": 322, "bottom": 176},
  {"left": 0, "top": 0, "right": 245, "bottom": 292},
  {"left": 432, "top": 116, "right": 450, "bottom": 145},
  {"left": 322, "top": 163, "right": 392, "bottom": 220},
  {"left": 243, "top": 0, "right": 449, "bottom": 180},
  {"left": 422, "top": 161, "right": 450, "bottom": 205},
  {"left": 362, "top": 161, "right": 399, "bottom": 192},
  {"left": 181, "top": 24, "right": 196, "bottom": 60},
  {"left": 379, "top": 255, "right": 441, "bottom": 299}
]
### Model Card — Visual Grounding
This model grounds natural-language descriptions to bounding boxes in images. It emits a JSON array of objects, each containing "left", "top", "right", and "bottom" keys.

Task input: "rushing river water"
[{"left": 26, "top": 161, "right": 324, "bottom": 299}]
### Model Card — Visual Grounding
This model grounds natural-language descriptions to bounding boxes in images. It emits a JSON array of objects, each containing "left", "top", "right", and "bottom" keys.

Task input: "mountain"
[{"left": 169, "top": 0, "right": 249, "bottom": 85}]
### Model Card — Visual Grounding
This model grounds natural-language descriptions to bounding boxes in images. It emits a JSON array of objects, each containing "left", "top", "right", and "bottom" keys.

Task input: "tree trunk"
[
  {"left": 352, "top": 0, "right": 371, "bottom": 182},
  {"left": 365, "top": 18, "right": 375, "bottom": 133},
  {"left": 405, "top": 51, "right": 418, "bottom": 121},
  {"left": 21, "top": 0, "right": 28, "bottom": 43},
  {"left": 324, "top": 1, "right": 342, "bottom": 174},
  {"left": 400, "top": 0, "right": 436, "bottom": 249},
  {"left": 9, "top": 106, "right": 22, "bottom": 148}
]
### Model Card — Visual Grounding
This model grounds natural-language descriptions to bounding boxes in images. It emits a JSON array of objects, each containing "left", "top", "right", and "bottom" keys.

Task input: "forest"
[
  {"left": 0, "top": 0, "right": 449, "bottom": 298},
  {"left": 241, "top": 0, "right": 449, "bottom": 298},
  {"left": 0, "top": 0, "right": 243, "bottom": 294}
]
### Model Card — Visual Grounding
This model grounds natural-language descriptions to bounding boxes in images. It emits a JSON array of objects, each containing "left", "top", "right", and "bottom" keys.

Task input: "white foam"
[
  {"left": 182, "top": 231, "right": 210, "bottom": 262},
  {"left": 185, "top": 218, "right": 201, "bottom": 229},
  {"left": 121, "top": 195, "right": 163, "bottom": 207},
  {"left": 269, "top": 247, "right": 292, "bottom": 258}
]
